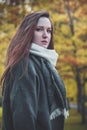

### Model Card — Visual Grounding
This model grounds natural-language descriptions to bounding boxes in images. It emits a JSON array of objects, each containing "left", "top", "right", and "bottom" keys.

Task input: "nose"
[{"left": 42, "top": 30, "right": 48, "bottom": 38}]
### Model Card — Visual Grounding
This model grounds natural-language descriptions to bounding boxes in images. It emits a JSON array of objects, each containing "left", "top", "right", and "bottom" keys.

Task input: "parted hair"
[{"left": 1, "top": 10, "right": 54, "bottom": 92}]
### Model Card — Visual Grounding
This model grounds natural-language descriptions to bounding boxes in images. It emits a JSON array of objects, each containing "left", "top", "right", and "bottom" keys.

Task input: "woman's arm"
[{"left": 10, "top": 62, "right": 39, "bottom": 130}]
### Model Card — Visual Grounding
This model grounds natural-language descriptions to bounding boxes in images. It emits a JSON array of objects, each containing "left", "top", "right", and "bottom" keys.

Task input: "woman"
[{"left": 1, "top": 11, "right": 69, "bottom": 130}]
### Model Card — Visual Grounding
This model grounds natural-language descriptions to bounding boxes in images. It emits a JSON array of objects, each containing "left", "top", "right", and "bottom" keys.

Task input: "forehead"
[{"left": 37, "top": 17, "right": 51, "bottom": 27}]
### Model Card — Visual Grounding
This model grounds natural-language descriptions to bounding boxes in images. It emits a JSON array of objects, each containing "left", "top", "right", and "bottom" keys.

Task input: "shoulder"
[
  {"left": 12, "top": 55, "right": 38, "bottom": 78},
  {"left": 12, "top": 54, "right": 51, "bottom": 79}
]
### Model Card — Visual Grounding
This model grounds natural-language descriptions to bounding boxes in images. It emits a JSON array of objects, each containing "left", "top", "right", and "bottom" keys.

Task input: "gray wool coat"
[{"left": 2, "top": 54, "right": 68, "bottom": 130}]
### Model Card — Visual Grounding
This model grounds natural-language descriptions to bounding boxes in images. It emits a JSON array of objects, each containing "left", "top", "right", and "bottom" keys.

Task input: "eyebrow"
[{"left": 36, "top": 26, "right": 52, "bottom": 29}]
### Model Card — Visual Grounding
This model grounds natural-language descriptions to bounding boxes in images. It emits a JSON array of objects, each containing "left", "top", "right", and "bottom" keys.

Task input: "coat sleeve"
[{"left": 10, "top": 61, "right": 40, "bottom": 130}]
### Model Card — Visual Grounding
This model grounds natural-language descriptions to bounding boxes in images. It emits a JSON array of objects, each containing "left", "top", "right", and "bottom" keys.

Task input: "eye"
[
  {"left": 47, "top": 29, "right": 52, "bottom": 33},
  {"left": 36, "top": 27, "right": 43, "bottom": 32}
]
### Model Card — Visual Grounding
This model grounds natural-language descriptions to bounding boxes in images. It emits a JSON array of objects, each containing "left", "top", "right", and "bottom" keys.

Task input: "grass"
[
  {"left": 0, "top": 107, "right": 2, "bottom": 130},
  {"left": 65, "top": 109, "right": 87, "bottom": 130},
  {"left": 0, "top": 107, "right": 87, "bottom": 130}
]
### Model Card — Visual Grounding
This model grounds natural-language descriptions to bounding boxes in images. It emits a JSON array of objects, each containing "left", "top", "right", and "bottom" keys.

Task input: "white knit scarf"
[{"left": 30, "top": 43, "right": 58, "bottom": 67}]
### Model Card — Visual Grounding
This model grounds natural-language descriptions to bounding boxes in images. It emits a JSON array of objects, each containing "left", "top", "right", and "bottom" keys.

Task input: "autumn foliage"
[{"left": 0, "top": 0, "right": 87, "bottom": 110}]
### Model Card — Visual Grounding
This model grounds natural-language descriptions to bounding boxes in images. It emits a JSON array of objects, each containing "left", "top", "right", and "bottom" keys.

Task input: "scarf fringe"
[{"left": 50, "top": 108, "right": 69, "bottom": 120}]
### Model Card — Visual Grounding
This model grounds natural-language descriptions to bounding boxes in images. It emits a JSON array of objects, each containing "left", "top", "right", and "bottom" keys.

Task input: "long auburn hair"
[{"left": 1, "top": 10, "right": 54, "bottom": 92}]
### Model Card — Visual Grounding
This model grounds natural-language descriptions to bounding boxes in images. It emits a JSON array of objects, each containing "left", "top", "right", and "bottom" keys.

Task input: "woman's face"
[{"left": 32, "top": 17, "right": 52, "bottom": 48}]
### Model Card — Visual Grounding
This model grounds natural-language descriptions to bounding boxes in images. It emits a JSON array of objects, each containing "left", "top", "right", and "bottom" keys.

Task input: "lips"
[{"left": 41, "top": 40, "right": 48, "bottom": 44}]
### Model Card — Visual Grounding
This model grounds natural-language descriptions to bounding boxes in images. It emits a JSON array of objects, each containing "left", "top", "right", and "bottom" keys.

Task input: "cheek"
[
  {"left": 33, "top": 32, "right": 41, "bottom": 40},
  {"left": 49, "top": 34, "right": 51, "bottom": 41},
  {"left": 32, "top": 33, "right": 42, "bottom": 44}
]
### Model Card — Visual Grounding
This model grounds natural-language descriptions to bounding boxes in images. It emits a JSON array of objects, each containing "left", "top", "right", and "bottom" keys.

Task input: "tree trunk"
[
  {"left": 75, "top": 69, "right": 82, "bottom": 112},
  {"left": 81, "top": 97, "right": 86, "bottom": 124}
]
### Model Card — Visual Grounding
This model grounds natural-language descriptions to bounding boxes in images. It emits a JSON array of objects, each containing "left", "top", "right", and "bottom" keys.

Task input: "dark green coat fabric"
[{"left": 2, "top": 54, "right": 68, "bottom": 130}]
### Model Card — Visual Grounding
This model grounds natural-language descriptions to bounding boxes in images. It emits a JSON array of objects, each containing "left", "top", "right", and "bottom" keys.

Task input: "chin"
[{"left": 42, "top": 45, "right": 48, "bottom": 48}]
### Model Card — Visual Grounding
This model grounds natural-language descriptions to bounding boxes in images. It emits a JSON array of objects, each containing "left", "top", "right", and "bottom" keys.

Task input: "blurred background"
[{"left": 0, "top": 0, "right": 87, "bottom": 130}]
